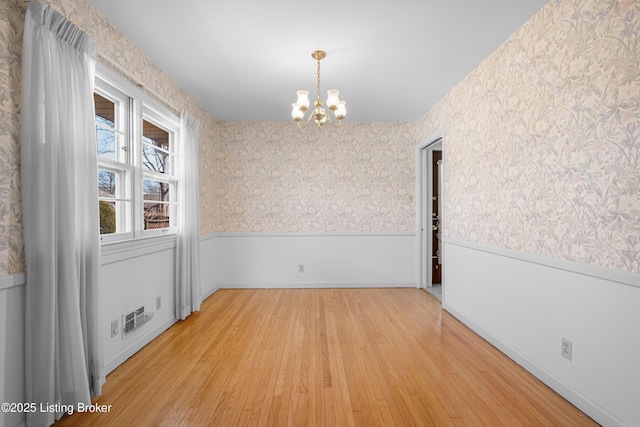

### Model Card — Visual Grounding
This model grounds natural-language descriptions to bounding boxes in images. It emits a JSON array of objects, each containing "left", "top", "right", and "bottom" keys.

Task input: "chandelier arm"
[
  {"left": 328, "top": 115, "right": 343, "bottom": 127},
  {"left": 296, "top": 113, "right": 315, "bottom": 129},
  {"left": 327, "top": 109, "right": 345, "bottom": 127}
]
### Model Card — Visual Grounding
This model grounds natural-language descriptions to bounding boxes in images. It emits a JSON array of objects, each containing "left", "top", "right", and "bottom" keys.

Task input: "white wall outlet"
[
  {"left": 111, "top": 319, "right": 119, "bottom": 338},
  {"left": 561, "top": 337, "right": 573, "bottom": 361},
  {"left": 156, "top": 295, "right": 161, "bottom": 310},
  {"left": 298, "top": 264, "right": 304, "bottom": 273}
]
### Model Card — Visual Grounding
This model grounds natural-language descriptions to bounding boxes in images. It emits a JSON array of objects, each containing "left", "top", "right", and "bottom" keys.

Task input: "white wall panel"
[
  {"left": 210, "top": 233, "right": 416, "bottom": 288},
  {"left": 443, "top": 239, "right": 640, "bottom": 427},
  {"left": 0, "top": 280, "right": 26, "bottom": 427},
  {"left": 101, "top": 246, "right": 177, "bottom": 374},
  {"left": 200, "top": 234, "right": 219, "bottom": 298}
]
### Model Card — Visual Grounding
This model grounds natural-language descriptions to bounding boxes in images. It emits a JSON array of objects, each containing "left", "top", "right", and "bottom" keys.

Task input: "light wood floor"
[{"left": 56, "top": 288, "right": 597, "bottom": 426}]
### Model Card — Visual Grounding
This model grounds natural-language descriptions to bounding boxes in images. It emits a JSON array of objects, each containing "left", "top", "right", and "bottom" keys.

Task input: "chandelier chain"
[{"left": 316, "top": 58, "right": 322, "bottom": 101}]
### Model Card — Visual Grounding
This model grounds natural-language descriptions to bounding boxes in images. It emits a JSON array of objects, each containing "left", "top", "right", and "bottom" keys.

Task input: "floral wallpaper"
[
  {"left": 417, "top": 0, "right": 640, "bottom": 274},
  {"left": 0, "top": 0, "right": 24, "bottom": 275},
  {"left": 214, "top": 121, "right": 416, "bottom": 232},
  {"left": 0, "top": 0, "right": 220, "bottom": 275},
  {"left": 2, "top": 0, "right": 639, "bottom": 276}
]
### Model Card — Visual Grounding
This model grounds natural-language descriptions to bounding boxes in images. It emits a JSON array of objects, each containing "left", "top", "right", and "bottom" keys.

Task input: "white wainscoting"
[
  {"left": 0, "top": 275, "right": 26, "bottom": 427},
  {"left": 101, "top": 241, "right": 178, "bottom": 374},
  {"left": 206, "top": 232, "right": 416, "bottom": 289},
  {"left": 0, "top": 273, "right": 25, "bottom": 291},
  {"left": 0, "top": 234, "right": 214, "bottom": 427},
  {"left": 200, "top": 233, "right": 220, "bottom": 297},
  {"left": 443, "top": 239, "right": 640, "bottom": 427}
]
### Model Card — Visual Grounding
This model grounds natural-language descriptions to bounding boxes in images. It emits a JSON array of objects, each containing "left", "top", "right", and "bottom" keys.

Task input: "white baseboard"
[
  {"left": 104, "top": 315, "right": 177, "bottom": 375},
  {"left": 201, "top": 286, "right": 219, "bottom": 300}
]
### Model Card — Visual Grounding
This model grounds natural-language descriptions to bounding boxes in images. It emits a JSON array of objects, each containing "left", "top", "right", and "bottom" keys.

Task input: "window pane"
[
  {"left": 143, "top": 179, "right": 170, "bottom": 202},
  {"left": 94, "top": 93, "right": 115, "bottom": 126},
  {"left": 99, "top": 200, "right": 131, "bottom": 235},
  {"left": 95, "top": 93, "right": 116, "bottom": 160},
  {"left": 98, "top": 170, "right": 116, "bottom": 198},
  {"left": 96, "top": 122, "right": 116, "bottom": 160},
  {"left": 144, "top": 203, "right": 171, "bottom": 230},
  {"left": 143, "top": 178, "right": 171, "bottom": 230},
  {"left": 99, "top": 201, "right": 116, "bottom": 234},
  {"left": 142, "top": 143, "right": 170, "bottom": 174},
  {"left": 143, "top": 120, "right": 170, "bottom": 150}
]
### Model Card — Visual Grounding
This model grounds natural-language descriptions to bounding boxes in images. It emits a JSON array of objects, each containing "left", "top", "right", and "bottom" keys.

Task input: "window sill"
[{"left": 100, "top": 233, "right": 177, "bottom": 265}]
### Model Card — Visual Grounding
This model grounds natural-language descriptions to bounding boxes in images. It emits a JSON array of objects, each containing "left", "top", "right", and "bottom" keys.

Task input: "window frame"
[
  {"left": 139, "top": 105, "right": 179, "bottom": 237},
  {"left": 95, "top": 63, "right": 180, "bottom": 244},
  {"left": 95, "top": 78, "right": 133, "bottom": 242}
]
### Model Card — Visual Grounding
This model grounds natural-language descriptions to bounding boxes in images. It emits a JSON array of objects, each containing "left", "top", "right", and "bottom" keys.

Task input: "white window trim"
[
  {"left": 140, "top": 105, "right": 179, "bottom": 237},
  {"left": 95, "top": 62, "right": 180, "bottom": 244}
]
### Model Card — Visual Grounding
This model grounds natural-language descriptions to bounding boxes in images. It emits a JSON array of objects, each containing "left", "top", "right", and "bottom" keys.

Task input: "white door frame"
[{"left": 415, "top": 130, "right": 444, "bottom": 291}]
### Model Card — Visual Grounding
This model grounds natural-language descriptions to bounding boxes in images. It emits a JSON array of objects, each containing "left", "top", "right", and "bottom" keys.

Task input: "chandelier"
[{"left": 291, "top": 50, "right": 347, "bottom": 129}]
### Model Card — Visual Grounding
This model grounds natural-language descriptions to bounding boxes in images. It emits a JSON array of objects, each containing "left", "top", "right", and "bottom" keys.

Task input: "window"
[
  {"left": 95, "top": 66, "right": 179, "bottom": 242},
  {"left": 141, "top": 117, "right": 177, "bottom": 231},
  {"left": 95, "top": 89, "right": 131, "bottom": 237}
]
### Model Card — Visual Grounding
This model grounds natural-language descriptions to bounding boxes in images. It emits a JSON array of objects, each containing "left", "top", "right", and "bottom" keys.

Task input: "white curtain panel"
[
  {"left": 176, "top": 111, "right": 202, "bottom": 320},
  {"left": 22, "top": 1, "right": 104, "bottom": 425}
]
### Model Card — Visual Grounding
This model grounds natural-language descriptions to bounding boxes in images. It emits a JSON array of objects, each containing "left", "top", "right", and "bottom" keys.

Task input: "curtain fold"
[
  {"left": 176, "top": 111, "right": 202, "bottom": 320},
  {"left": 22, "top": 1, "right": 104, "bottom": 425}
]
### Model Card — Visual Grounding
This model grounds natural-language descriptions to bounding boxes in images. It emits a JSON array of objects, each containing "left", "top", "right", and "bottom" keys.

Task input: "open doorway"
[{"left": 416, "top": 132, "right": 444, "bottom": 301}]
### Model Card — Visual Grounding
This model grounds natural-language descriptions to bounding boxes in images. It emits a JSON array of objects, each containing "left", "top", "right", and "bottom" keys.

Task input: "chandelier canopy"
[{"left": 291, "top": 50, "right": 347, "bottom": 129}]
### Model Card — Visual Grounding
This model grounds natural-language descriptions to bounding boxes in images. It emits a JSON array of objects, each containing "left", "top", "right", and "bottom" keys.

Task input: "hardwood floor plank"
[{"left": 54, "top": 288, "right": 597, "bottom": 426}]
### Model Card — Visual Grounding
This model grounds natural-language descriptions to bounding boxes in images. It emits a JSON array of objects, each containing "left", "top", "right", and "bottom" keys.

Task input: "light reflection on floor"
[{"left": 425, "top": 283, "right": 442, "bottom": 301}]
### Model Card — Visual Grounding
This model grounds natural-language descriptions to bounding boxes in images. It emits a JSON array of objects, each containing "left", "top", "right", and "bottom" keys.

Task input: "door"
[
  {"left": 417, "top": 135, "right": 443, "bottom": 293},
  {"left": 431, "top": 150, "right": 442, "bottom": 284}
]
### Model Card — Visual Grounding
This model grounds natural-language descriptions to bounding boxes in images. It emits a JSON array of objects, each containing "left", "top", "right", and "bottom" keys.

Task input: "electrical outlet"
[
  {"left": 561, "top": 337, "right": 572, "bottom": 361},
  {"left": 111, "top": 319, "right": 119, "bottom": 338},
  {"left": 156, "top": 295, "right": 161, "bottom": 310},
  {"left": 298, "top": 264, "right": 304, "bottom": 273}
]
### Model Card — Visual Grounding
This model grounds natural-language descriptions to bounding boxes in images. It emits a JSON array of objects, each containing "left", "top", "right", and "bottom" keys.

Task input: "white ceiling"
[{"left": 86, "top": 0, "right": 547, "bottom": 122}]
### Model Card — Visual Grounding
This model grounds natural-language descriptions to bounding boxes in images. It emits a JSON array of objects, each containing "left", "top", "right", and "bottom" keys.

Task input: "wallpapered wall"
[
  {"left": 0, "top": 0, "right": 219, "bottom": 276},
  {"left": 417, "top": 0, "right": 640, "bottom": 274},
  {"left": 214, "top": 121, "right": 416, "bottom": 232},
  {"left": 0, "top": 1, "right": 24, "bottom": 275},
  {"left": 2, "top": 0, "right": 639, "bottom": 276}
]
